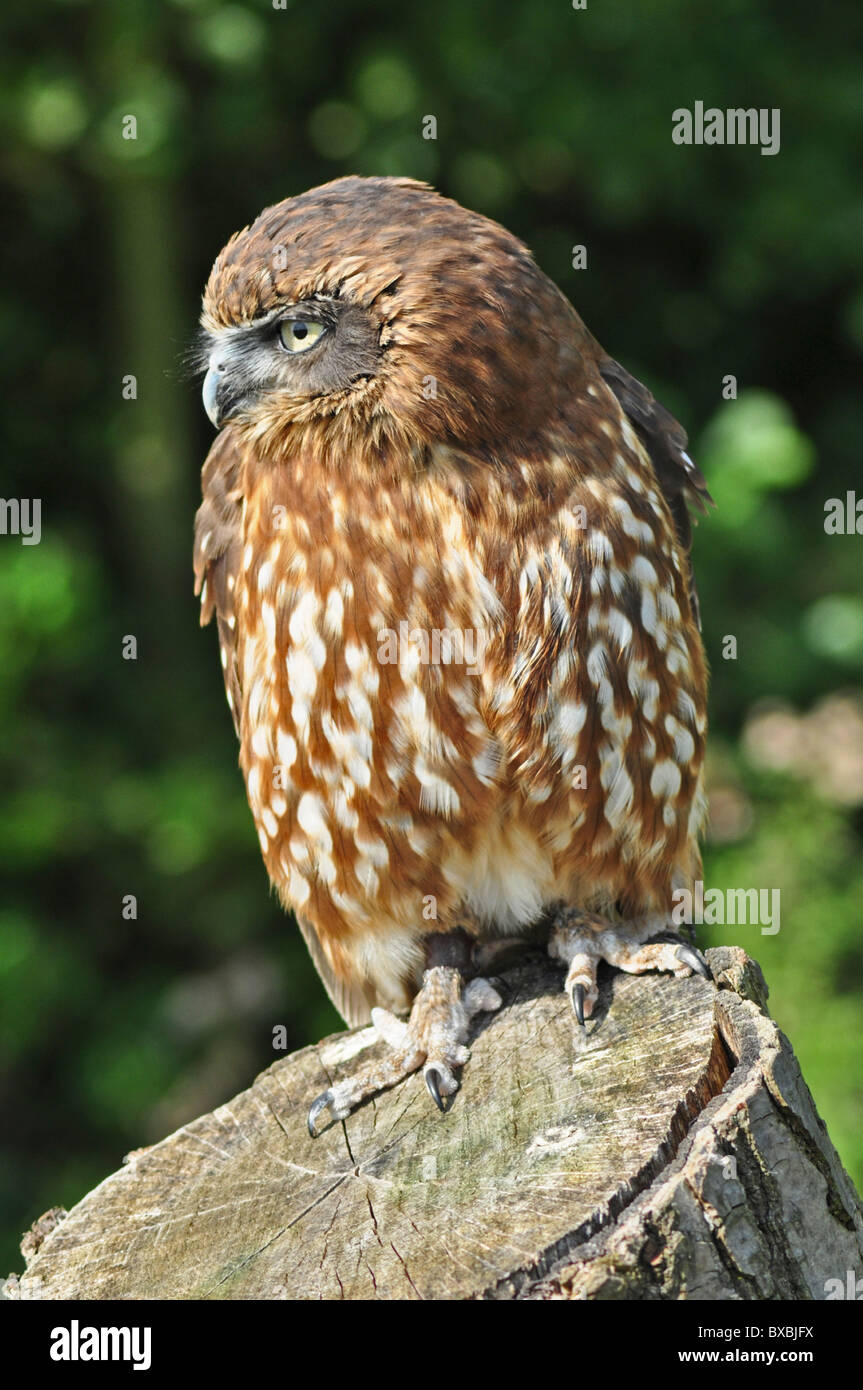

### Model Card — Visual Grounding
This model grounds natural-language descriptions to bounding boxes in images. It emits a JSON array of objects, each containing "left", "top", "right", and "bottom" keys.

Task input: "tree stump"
[{"left": 5, "top": 946, "right": 862, "bottom": 1300}]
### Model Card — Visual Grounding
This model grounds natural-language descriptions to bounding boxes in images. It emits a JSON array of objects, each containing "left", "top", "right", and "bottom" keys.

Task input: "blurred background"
[{"left": 2, "top": 0, "right": 862, "bottom": 1272}]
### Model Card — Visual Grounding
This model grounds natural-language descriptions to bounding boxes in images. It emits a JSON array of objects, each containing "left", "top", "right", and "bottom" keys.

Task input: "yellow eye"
[{"left": 279, "top": 319, "right": 325, "bottom": 353}]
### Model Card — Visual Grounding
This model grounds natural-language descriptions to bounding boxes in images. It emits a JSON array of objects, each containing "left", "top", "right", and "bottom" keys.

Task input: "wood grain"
[{"left": 6, "top": 947, "right": 862, "bottom": 1300}]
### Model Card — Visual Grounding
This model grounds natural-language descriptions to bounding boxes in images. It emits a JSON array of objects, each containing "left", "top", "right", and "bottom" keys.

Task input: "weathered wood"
[{"left": 5, "top": 947, "right": 862, "bottom": 1300}]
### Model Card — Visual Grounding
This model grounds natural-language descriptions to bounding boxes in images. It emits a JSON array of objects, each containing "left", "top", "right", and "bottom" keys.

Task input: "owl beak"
[
  {"left": 203, "top": 359, "right": 248, "bottom": 429},
  {"left": 202, "top": 362, "right": 226, "bottom": 428}
]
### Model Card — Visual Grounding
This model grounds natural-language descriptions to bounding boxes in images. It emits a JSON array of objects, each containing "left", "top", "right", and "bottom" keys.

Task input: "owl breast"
[{"left": 232, "top": 436, "right": 707, "bottom": 1002}]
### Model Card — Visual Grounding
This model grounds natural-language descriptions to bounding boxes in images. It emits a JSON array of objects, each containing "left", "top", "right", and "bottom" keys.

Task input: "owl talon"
[
  {"left": 425, "top": 1065, "right": 446, "bottom": 1112},
  {"left": 304, "top": 962, "right": 502, "bottom": 1133},
  {"left": 674, "top": 943, "right": 712, "bottom": 980},
  {"left": 570, "top": 982, "right": 587, "bottom": 1027},
  {"left": 307, "top": 1089, "right": 335, "bottom": 1138},
  {"left": 550, "top": 908, "right": 714, "bottom": 1023}
]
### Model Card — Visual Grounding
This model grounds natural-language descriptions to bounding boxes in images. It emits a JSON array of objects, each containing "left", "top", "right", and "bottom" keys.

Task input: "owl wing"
[
  {"left": 598, "top": 354, "right": 713, "bottom": 627},
  {"left": 193, "top": 428, "right": 375, "bottom": 1029},
  {"left": 193, "top": 427, "right": 245, "bottom": 737},
  {"left": 295, "top": 919, "right": 375, "bottom": 1028}
]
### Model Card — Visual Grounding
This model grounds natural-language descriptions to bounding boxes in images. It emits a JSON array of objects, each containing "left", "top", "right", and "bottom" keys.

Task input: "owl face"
[{"left": 200, "top": 293, "right": 382, "bottom": 429}]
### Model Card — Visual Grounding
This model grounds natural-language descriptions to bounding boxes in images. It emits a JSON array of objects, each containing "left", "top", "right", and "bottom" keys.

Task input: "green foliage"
[{"left": 1, "top": 0, "right": 861, "bottom": 1272}]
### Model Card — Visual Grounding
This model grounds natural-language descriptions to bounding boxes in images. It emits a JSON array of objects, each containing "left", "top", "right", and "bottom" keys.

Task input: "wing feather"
[
  {"left": 194, "top": 429, "right": 376, "bottom": 1028},
  {"left": 295, "top": 916, "right": 376, "bottom": 1027},
  {"left": 598, "top": 355, "right": 713, "bottom": 627},
  {"left": 193, "top": 429, "right": 244, "bottom": 735}
]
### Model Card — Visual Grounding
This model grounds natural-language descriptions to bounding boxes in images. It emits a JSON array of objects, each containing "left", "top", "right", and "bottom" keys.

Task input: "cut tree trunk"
[{"left": 5, "top": 946, "right": 862, "bottom": 1300}]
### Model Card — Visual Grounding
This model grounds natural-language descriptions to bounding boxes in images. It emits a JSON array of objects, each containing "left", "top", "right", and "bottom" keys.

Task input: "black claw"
[
  {"left": 676, "top": 944, "right": 713, "bottom": 981},
  {"left": 570, "top": 982, "right": 587, "bottom": 1027},
  {"left": 307, "top": 1089, "right": 333, "bottom": 1138},
  {"left": 425, "top": 1066, "right": 446, "bottom": 1112}
]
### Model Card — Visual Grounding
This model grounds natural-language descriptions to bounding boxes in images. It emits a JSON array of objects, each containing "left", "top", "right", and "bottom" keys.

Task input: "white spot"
[
  {"left": 665, "top": 715, "right": 695, "bottom": 763},
  {"left": 248, "top": 765, "right": 262, "bottom": 810},
  {"left": 586, "top": 643, "right": 607, "bottom": 685},
  {"left": 415, "top": 757, "right": 460, "bottom": 817},
  {"left": 344, "top": 642, "right": 380, "bottom": 695},
  {"left": 316, "top": 854, "right": 338, "bottom": 887},
  {"left": 677, "top": 690, "right": 698, "bottom": 726},
  {"left": 554, "top": 701, "right": 588, "bottom": 743},
  {"left": 650, "top": 760, "right": 682, "bottom": 800},
  {"left": 297, "top": 792, "right": 333, "bottom": 853},
  {"left": 287, "top": 648, "right": 317, "bottom": 733},
  {"left": 599, "top": 746, "right": 635, "bottom": 829},
  {"left": 321, "top": 711, "right": 372, "bottom": 790},
  {"left": 251, "top": 726, "right": 270, "bottom": 758},
  {"left": 288, "top": 592, "right": 327, "bottom": 672},
  {"left": 332, "top": 788, "right": 359, "bottom": 831},
  {"left": 288, "top": 866, "right": 310, "bottom": 907},
  {"left": 354, "top": 832, "right": 389, "bottom": 868},
  {"left": 612, "top": 495, "right": 654, "bottom": 545},
  {"left": 630, "top": 555, "right": 659, "bottom": 588},
  {"left": 472, "top": 739, "right": 503, "bottom": 786},
  {"left": 354, "top": 860, "right": 379, "bottom": 896},
  {"left": 585, "top": 530, "right": 613, "bottom": 564},
  {"left": 609, "top": 567, "right": 626, "bottom": 598},
  {"left": 324, "top": 587, "right": 344, "bottom": 637},
  {"left": 659, "top": 591, "right": 682, "bottom": 626},
  {"left": 606, "top": 608, "right": 633, "bottom": 649},
  {"left": 276, "top": 727, "right": 297, "bottom": 770}
]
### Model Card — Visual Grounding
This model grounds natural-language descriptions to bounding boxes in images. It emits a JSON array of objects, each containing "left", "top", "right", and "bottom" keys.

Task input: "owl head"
[{"left": 198, "top": 176, "right": 587, "bottom": 456}]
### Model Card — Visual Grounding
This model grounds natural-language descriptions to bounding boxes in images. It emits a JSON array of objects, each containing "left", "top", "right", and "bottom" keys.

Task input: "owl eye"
[{"left": 278, "top": 319, "right": 326, "bottom": 353}]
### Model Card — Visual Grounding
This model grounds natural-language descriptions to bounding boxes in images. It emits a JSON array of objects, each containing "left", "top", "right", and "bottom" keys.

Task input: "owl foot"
[
  {"left": 548, "top": 907, "right": 712, "bottom": 1026},
  {"left": 307, "top": 963, "right": 502, "bottom": 1136}
]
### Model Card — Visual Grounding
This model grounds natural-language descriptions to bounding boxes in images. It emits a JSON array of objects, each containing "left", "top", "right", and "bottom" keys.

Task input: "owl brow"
[{"left": 242, "top": 299, "right": 338, "bottom": 339}]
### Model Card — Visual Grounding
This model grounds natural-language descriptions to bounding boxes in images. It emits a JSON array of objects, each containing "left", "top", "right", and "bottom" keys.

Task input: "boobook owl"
[{"left": 193, "top": 176, "right": 712, "bottom": 1135}]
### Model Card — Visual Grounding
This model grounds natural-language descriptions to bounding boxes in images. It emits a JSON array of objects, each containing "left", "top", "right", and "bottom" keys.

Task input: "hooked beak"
[
  {"left": 202, "top": 362, "right": 225, "bottom": 428},
  {"left": 203, "top": 360, "right": 250, "bottom": 429}
]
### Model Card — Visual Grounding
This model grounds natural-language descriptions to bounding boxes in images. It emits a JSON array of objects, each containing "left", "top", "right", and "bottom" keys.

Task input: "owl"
[{"left": 193, "top": 177, "right": 713, "bottom": 1135}]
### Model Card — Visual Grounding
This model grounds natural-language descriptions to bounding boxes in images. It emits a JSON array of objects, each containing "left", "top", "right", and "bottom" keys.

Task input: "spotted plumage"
[{"left": 193, "top": 176, "right": 712, "bottom": 1128}]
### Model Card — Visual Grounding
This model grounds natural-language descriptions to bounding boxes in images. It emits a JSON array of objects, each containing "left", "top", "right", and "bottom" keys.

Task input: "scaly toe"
[
  {"left": 370, "top": 1006, "right": 410, "bottom": 1047},
  {"left": 463, "top": 977, "right": 503, "bottom": 1017}
]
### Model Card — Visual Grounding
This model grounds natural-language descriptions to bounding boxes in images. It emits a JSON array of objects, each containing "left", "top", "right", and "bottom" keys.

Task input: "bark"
[{"left": 5, "top": 946, "right": 862, "bottom": 1300}]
